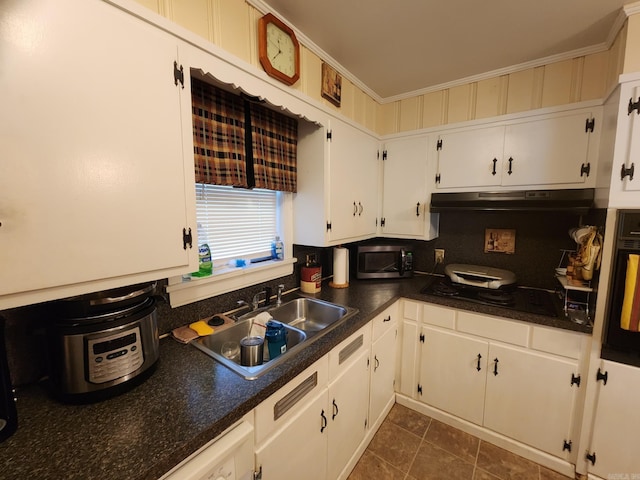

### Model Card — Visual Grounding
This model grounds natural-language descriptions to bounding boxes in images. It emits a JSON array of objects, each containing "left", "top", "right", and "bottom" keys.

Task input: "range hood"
[{"left": 430, "top": 188, "right": 594, "bottom": 214}]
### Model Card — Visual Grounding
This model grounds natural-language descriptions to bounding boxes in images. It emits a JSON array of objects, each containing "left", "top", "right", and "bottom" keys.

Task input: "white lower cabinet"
[
  {"left": 327, "top": 333, "right": 370, "bottom": 480},
  {"left": 255, "top": 389, "right": 329, "bottom": 480},
  {"left": 400, "top": 300, "right": 587, "bottom": 465},
  {"left": 585, "top": 360, "right": 640, "bottom": 478},
  {"left": 419, "top": 326, "right": 488, "bottom": 425},
  {"left": 483, "top": 343, "right": 580, "bottom": 458},
  {"left": 254, "top": 358, "right": 329, "bottom": 480},
  {"left": 254, "top": 323, "right": 373, "bottom": 480},
  {"left": 369, "top": 303, "right": 399, "bottom": 427}
]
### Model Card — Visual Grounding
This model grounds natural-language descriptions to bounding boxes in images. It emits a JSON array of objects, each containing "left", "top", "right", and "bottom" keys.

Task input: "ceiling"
[{"left": 259, "top": 0, "right": 631, "bottom": 101}]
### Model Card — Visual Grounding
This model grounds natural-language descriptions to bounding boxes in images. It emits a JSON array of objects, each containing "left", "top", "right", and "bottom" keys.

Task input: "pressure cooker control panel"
[{"left": 86, "top": 327, "right": 144, "bottom": 384}]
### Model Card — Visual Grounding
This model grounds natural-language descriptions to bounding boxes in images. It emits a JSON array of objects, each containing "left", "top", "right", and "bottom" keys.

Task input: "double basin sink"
[{"left": 192, "top": 296, "right": 358, "bottom": 379}]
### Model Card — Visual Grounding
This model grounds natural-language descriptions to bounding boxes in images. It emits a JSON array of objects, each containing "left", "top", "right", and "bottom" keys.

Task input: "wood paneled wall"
[{"left": 133, "top": 0, "right": 632, "bottom": 136}]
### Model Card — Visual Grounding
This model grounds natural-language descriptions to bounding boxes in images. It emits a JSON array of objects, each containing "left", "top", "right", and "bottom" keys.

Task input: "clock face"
[
  {"left": 266, "top": 22, "right": 296, "bottom": 77},
  {"left": 258, "top": 13, "right": 299, "bottom": 85}
]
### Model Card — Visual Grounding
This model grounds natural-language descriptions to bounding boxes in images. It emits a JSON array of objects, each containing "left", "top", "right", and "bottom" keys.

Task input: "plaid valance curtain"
[
  {"left": 192, "top": 78, "right": 247, "bottom": 187},
  {"left": 191, "top": 78, "right": 298, "bottom": 192}
]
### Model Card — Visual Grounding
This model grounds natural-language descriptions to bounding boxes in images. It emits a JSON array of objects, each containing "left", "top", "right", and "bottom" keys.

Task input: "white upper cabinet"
[
  {"left": 434, "top": 106, "right": 601, "bottom": 191},
  {"left": 328, "top": 118, "right": 379, "bottom": 242},
  {"left": 502, "top": 111, "right": 597, "bottom": 187},
  {"left": 435, "top": 126, "right": 505, "bottom": 189},
  {"left": 381, "top": 136, "right": 438, "bottom": 240},
  {"left": 0, "top": 0, "right": 197, "bottom": 308},
  {"left": 294, "top": 118, "right": 379, "bottom": 246},
  {"left": 607, "top": 79, "right": 640, "bottom": 208}
]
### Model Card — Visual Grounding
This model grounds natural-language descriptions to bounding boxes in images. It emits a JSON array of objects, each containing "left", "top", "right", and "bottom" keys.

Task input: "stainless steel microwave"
[{"left": 356, "top": 245, "right": 414, "bottom": 279}]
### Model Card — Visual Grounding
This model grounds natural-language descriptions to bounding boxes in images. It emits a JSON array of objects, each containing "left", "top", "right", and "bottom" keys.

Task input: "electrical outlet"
[{"left": 434, "top": 249, "right": 445, "bottom": 264}]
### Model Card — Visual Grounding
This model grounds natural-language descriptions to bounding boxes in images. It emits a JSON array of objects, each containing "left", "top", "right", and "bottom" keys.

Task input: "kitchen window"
[
  {"left": 166, "top": 77, "right": 297, "bottom": 307},
  {"left": 195, "top": 184, "right": 279, "bottom": 266}
]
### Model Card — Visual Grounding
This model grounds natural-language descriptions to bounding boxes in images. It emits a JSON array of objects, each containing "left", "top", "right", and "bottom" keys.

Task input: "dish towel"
[{"left": 621, "top": 254, "right": 640, "bottom": 331}]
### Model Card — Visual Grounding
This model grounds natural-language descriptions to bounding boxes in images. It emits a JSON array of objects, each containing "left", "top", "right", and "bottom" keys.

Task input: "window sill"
[{"left": 166, "top": 258, "right": 296, "bottom": 307}]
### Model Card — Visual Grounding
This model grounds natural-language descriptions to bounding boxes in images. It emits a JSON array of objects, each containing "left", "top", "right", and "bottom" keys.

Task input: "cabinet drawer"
[
  {"left": 530, "top": 325, "right": 586, "bottom": 359},
  {"left": 329, "top": 324, "right": 371, "bottom": 381},
  {"left": 372, "top": 301, "right": 399, "bottom": 341},
  {"left": 254, "top": 356, "right": 328, "bottom": 445},
  {"left": 423, "top": 304, "right": 456, "bottom": 329},
  {"left": 402, "top": 300, "right": 421, "bottom": 322},
  {"left": 457, "top": 311, "right": 529, "bottom": 346}
]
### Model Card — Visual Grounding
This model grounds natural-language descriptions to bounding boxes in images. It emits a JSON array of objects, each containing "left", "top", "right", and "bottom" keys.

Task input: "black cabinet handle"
[
  {"left": 586, "top": 451, "right": 597, "bottom": 465},
  {"left": 493, "top": 358, "right": 499, "bottom": 376},
  {"left": 596, "top": 368, "right": 608, "bottom": 385},
  {"left": 332, "top": 399, "right": 339, "bottom": 420},
  {"left": 353, "top": 201, "right": 357, "bottom": 216},
  {"left": 491, "top": 158, "right": 497, "bottom": 176},
  {"left": 321, "top": 409, "right": 327, "bottom": 432},
  {"left": 416, "top": 202, "right": 421, "bottom": 217},
  {"left": 358, "top": 202, "right": 363, "bottom": 216},
  {"left": 476, "top": 353, "right": 482, "bottom": 372},
  {"left": 507, "top": 157, "right": 513, "bottom": 175},
  {"left": 374, "top": 355, "right": 380, "bottom": 372},
  {"left": 383, "top": 315, "right": 391, "bottom": 322},
  {"left": 621, "top": 163, "right": 635, "bottom": 181}
]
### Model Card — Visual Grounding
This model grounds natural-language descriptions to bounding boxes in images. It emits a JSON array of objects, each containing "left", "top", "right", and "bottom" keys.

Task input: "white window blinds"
[{"left": 195, "top": 184, "right": 278, "bottom": 262}]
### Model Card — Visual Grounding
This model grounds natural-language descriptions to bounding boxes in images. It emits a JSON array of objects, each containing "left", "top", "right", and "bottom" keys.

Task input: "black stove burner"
[
  {"left": 476, "top": 290, "right": 515, "bottom": 306},
  {"left": 421, "top": 278, "right": 559, "bottom": 317}
]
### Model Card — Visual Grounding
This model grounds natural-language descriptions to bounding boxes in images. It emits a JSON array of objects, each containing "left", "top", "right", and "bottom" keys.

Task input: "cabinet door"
[
  {"left": 328, "top": 349, "right": 370, "bottom": 480},
  {"left": 328, "top": 119, "right": 378, "bottom": 242},
  {"left": 370, "top": 322, "right": 397, "bottom": 426},
  {"left": 502, "top": 112, "right": 593, "bottom": 186},
  {"left": 0, "top": 0, "right": 194, "bottom": 304},
  {"left": 255, "top": 389, "right": 329, "bottom": 480},
  {"left": 418, "top": 327, "right": 489, "bottom": 425},
  {"left": 609, "top": 82, "right": 640, "bottom": 208},
  {"left": 588, "top": 360, "right": 640, "bottom": 477},
  {"left": 398, "top": 319, "right": 419, "bottom": 398},
  {"left": 435, "top": 126, "right": 504, "bottom": 188},
  {"left": 382, "top": 137, "right": 428, "bottom": 237},
  {"left": 484, "top": 343, "right": 579, "bottom": 459}
]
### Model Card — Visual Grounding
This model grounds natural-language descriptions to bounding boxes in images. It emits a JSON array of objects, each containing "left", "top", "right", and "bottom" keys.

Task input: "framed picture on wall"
[{"left": 321, "top": 62, "right": 342, "bottom": 107}]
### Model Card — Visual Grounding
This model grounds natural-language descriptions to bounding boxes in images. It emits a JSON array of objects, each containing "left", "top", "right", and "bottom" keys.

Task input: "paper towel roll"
[{"left": 332, "top": 247, "right": 349, "bottom": 286}]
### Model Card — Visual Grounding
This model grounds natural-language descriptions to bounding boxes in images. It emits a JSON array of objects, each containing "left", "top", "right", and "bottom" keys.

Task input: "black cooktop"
[{"left": 420, "top": 277, "right": 560, "bottom": 317}]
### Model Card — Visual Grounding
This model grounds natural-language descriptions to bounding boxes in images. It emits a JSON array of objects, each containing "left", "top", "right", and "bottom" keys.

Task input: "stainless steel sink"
[
  {"left": 192, "top": 296, "right": 358, "bottom": 379},
  {"left": 268, "top": 297, "right": 352, "bottom": 333}
]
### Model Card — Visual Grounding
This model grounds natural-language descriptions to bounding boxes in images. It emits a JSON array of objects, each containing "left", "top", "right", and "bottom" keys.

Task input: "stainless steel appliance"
[
  {"left": 421, "top": 264, "right": 560, "bottom": 317},
  {"left": 356, "top": 245, "right": 414, "bottom": 279},
  {"left": 602, "top": 210, "right": 640, "bottom": 361},
  {"left": 430, "top": 188, "right": 594, "bottom": 213},
  {"left": 0, "top": 317, "right": 18, "bottom": 442},
  {"left": 46, "top": 283, "right": 160, "bottom": 403}
]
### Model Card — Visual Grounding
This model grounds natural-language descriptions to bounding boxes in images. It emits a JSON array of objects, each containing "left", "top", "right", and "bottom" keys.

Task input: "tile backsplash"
[{"left": 1, "top": 208, "right": 607, "bottom": 388}]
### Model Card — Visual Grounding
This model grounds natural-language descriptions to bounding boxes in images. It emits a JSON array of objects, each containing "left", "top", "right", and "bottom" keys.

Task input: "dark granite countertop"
[{"left": 0, "top": 275, "right": 592, "bottom": 480}]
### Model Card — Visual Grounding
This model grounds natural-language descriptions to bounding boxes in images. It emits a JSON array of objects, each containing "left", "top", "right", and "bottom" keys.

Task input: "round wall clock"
[{"left": 258, "top": 13, "right": 300, "bottom": 86}]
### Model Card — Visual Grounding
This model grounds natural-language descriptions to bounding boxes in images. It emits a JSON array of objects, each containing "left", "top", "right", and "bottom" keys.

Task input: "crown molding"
[{"left": 247, "top": 0, "right": 631, "bottom": 104}]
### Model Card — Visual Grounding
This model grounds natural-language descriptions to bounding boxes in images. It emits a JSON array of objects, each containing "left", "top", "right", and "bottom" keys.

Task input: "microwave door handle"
[{"left": 399, "top": 250, "right": 406, "bottom": 276}]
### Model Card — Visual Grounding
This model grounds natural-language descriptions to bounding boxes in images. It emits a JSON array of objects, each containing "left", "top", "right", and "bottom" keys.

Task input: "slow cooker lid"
[{"left": 51, "top": 282, "right": 157, "bottom": 321}]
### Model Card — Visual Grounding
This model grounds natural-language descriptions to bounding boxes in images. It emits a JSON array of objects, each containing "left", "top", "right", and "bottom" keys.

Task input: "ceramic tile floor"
[{"left": 347, "top": 404, "right": 572, "bottom": 480}]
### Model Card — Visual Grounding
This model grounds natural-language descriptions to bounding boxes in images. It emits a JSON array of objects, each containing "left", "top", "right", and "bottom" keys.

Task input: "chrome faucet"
[
  {"left": 252, "top": 287, "right": 272, "bottom": 310},
  {"left": 276, "top": 284, "right": 285, "bottom": 306}
]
